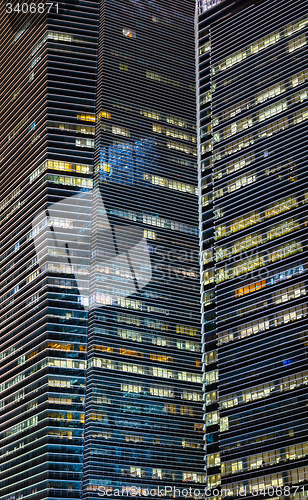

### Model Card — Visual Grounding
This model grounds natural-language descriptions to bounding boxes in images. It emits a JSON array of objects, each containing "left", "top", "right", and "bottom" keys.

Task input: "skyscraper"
[
  {"left": 1, "top": 2, "right": 99, "bottom": 499},
  {"left": 0, "top": 1, "right": 204, "bottom": 499},
  {"left": 83, "top": 1, "right": 204, "bottom": 497},
  {"left": 197, "top": 0, "right": 308, "bottom": 498}
]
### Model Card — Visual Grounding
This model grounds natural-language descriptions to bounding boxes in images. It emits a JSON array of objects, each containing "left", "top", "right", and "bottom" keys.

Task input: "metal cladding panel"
[{"left": 197, "top": 0, "right": 308, "bottom": 497}]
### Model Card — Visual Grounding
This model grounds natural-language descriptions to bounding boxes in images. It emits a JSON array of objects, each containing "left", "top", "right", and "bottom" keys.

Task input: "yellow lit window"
[
  {"left": 290, "top": 69, "right": 308, "bottom": 88},
  {"left": 285, "top": 16, "right": 308, "bottom": 37},
  {"left": 120, "top": 348, "right": 143, "bottom": 358},
  {"left": 97, "top": 110, "right": 111, "bottom": 120},
  {"left": 164, "top": 403, "right": 176, "bottom": 414},
  {"left": 152, "top": 123, "right": 162, "bottom": 133},
  {"left": 287, "top": 34, "right": 306, "bottom": 53}
]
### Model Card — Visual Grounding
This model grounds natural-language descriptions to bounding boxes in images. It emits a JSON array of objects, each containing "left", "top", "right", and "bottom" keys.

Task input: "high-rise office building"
[
  {"left": 83, "top": 1, "right": 204, "bottom": 497},
  {"left": 0, "top": 1, "right": 204, "bottom": 499},
  {"left": 0, "top": 2, "right": 99, "bottom": 499},
  {"left": 197, "top": 0, "right": 308, "bottom": 498}
]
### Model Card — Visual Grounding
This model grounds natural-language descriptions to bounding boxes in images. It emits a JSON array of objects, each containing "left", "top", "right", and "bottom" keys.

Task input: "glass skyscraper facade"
[
  {"left": 83, "top": 0, "right": 205, "bottom": 497},
  {"left": 1, "top": 1, "right": 99, "bottom": 499},
  {"left": 0, "top": 1, "right": 204, "bottom": 499},
  {"left": 197, "top": 0, "right": 308, "bottom": 498}
]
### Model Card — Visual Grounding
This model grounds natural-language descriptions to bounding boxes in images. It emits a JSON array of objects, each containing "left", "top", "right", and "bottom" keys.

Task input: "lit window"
[
  {"left": 256, "top": 83, "right": 285, "bottom": 104},
  {"left": 287, "top": 34, "right": 306, "bottom": 52},
  {"left": 112, "top": 125, "right": 130, "bottom": 137},
  {"left": 122, "top": 28, "right": 136, "bottom": 38},
  {"left": 285, "top": 16, "right": 308, "bottom": 37},
  {"left": 97, "top": 110, "right": 111, "bottom": 120},
  {"left": 258, "top": 99, "right": 288, "bottom": 122},
  {"left": 290, "top": 69, "right": 308, "bottom": 88},
  {"left": 77, "top": 113, "right": 96, "bottom": 122},
  {"left": 199, "top": 41, "right": 210, "bottom": 55}
]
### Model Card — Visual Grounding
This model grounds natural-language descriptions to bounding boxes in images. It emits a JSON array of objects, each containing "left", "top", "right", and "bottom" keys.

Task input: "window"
[
  {"left": 200, "top": 90, "right": 211, "bottom": 104},
  {"left": 203, "top": 248, "right": 214, "bottom": 264},
  {"left": 203, "top": 269, "right": 214, "bottom": 285},
  {"left": 272, "top": 283, "right": 306, "bottom": 305},
  {"left": 290, "top": 69, "right": 308, "bottom": 88},
  {"left": 150, "top": 353, "right": 173, "bottom": 363},
  {"left": 8, "top": 115, "right": 29, "bottom": 142},
  {"left": 207, "top": 453, "right": 221, "bottom": 467},
  {"left": 118, "top": 298, "right": 142, "bottom": 310},
  {"left": 287, "top": 34, "right": 306, "bottom": 52},
  {"left": 152, "top": 468, "right": 163, "bottom": 479},
  {"left": 150, "top": 386, "right": 174, "bottom": 398},
  {"left": 215, "top": 225, "right": 227, "bottom": 239},
  {"left": 274, "top": 304, "right": 307, "bottom": 326},
  {"left": 205, "top": 391, "right": 218, "bottom": 406},
  {"left": 269, "top": 240, "right": 302, "bottom": 263},
  {"left": 203, "top": 350, "right": 217, "bottom": 365},
  {"left": 227, "top": 171, "right": 256, "bottom": 193},
  {"left": 258, "top": 99, "right": 288, "bottom": 122},
  {"left": 207, "top": 473, "right": 221, "bottom": 488},
  {"left": 240, "top": 233, "right": 262, "bottom": 254},
  {"left": 201, "top": 193, "right": 213, "bottom": 207},
  {"left": 76, "top": 138, "right": 94, "bottom": 148},
  {"left": 205, "top": 370, "right": 218, "bottom": 385},
  {"left": 256, "top": 83, "right": 285, "bottom": 104},
  {"left": 221, "top": 134, "right": 254, "bottom": 158},
  {"left": 112, "top": 126, "right": 130, "bottom": 137},
  {"left": 220, "top": 417, "right": 229, "bottom": 432},
  {"left": 77, "top": 113, "right": 96, "bottom": 122},
  {"left": 225, "top": 153, "right": 254, "bottom": 177},
  {"left": 97, "top": 110, "right": 111, "bottom": 120},
  {"left": 250, "top": 31, "right": 280, "bottom": 54},
  {"left": 166, "top": 115, "right": 188, "bottom": 128},
  {"left": 293, "top": 107, "right": 308, "bottom": 124},
  {"left": 238, "top": 318, "right": 270, "bottom": 339},
  {"left": 229, "top": 254, "right": 265, "bottom": 280},
  {"left": 121, "top": 383, "right": 143, "bottom": 393},
  {"left": 265, "top": 196, "right": 297, "bottom": 218},
  {"left": 221, "top": 395, "right": 239, "bottom": 409},
  {"left": 168, "top": 141, "right": 196, "bottom": 155},
  {"left": 118, "top": 329, "right": 142, "bottom": 342},
  {"left": 130, "top": 467, "right": 142, "bottom": 478},
  {"left": 292, "top": 88, "right": 308, "bottom": 104},
  {"left": 140, "top": 109, "right": 161, "bottom": 120},
  {"left": 285, "top": 16, "right": 308, "bottom": 37},
  {"left": 180, "top": 405, "right": 194, "bottom": 416},
  {"left": 218, "top": 49, "right": 247, "bottom": 72},
  {"left": 222, "top": 99, "right": 250, "bottom": 122},
  {"left": 267, "top": 218, "right": 299, "bottom": 240},
  {"left": 206, "top": 411, "right": 219, "bottom": 425},
  {"left": 258, "top": 117, "right": 289, "bottom": 138},
  {"left": 143, "top": 173, "right": 197, "bottom": 195},
  {"left": 183, "top": 472, "right": 206, "bottom": 484},
  {"left": 176, "top": 324, "right": 199, "bottom": 336},
  {"left": 165, "top": 403, "right": 177, "bottom": 414},
  {"left": 213, "top": 31, "right": 280, "bottom": 74},
  {"left": 122, "top": 28, "right": 136, "bottom": 38},
  {"left": 235, "top": 280, "right": 266, "bottom": 297},
  {"left": 222, "top": 115, "right": 253, "bottom": 140},
  {"left": 152, "top": 366, "right": 174, "bottom": 379},
  {"left": 46, "top": 174, "right": 93, "bottom": 189},
  {"left": 199, "top": 41, "right": 210, "bottom": 55}
]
